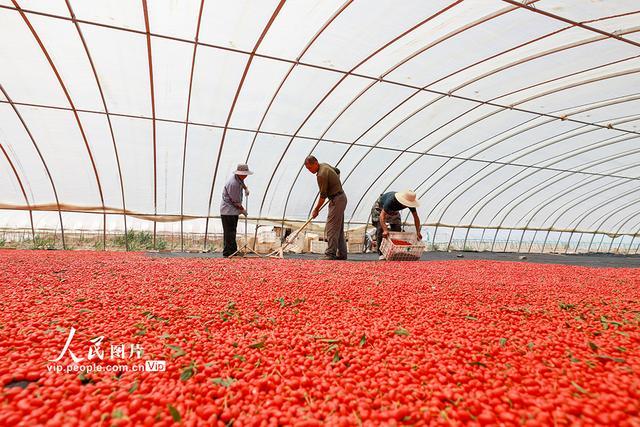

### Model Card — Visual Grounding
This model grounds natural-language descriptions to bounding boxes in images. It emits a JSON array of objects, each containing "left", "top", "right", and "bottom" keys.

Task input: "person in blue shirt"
[
  {"left": 220, "top": 164, "right": 252, "bottom": 257},
  {"left": 371, "top": 190, "right": 422, "bottom": 260}
]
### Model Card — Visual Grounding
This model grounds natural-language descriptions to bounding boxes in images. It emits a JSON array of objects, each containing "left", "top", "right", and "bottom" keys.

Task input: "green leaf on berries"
[
  {"left": 165, "top": 344, "right": 186, "bottom": 359},
  {"left": 212, "top": 377, "right": 236, "bottom": 387},
  {"left": 167, "top": 404, "right": 181, "bottom": 422},
  {"left": 359, "top": 334, "right": 367, "bottom": 347},
  {"left": 180, "top": 362, "right": 196, "bottom": 382},
  {"left": 571, "top": 381, "right": 589, "bottom": 394},
  {"left": 248, "top": 340, "right": 265, "bottom": 349},
  {"left": 394, "top": 327, "right": 410, "bottom": 336}
]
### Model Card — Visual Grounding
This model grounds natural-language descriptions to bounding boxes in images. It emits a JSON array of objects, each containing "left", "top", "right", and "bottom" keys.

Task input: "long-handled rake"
[{"left": 230, "top": 194, "right": 261, "bottom": 258}]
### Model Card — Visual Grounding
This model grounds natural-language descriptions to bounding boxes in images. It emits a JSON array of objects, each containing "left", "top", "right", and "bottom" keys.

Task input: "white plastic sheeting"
[{"left": 0, "top": 0, "right": 639, "bottom": 248}]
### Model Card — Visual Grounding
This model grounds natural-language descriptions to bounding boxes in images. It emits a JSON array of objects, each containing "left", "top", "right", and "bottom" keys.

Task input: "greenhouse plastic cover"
[{"left": 0, "top": 0, "right": 639, "bottom": 241}]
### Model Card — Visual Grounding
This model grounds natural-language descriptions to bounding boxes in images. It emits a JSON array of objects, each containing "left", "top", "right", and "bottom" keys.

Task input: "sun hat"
[
  {"left": 395, "top": 190, "right": 420, "bottom": 208},
  {"left": 235, "top": 164, "right": 253, "bottom": 176}
]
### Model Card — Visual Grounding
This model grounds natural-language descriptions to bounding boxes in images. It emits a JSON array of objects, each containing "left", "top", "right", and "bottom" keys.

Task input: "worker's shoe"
[
  {"left": 378, "top": 254, "right": 385, "bottom": 260},
  {"left": 320, "top": 255, "right": 337, "bottom": 260}
]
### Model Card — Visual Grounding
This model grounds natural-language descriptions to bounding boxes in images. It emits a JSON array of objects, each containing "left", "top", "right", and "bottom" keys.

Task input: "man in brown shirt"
[{"left": 305, "top": 155, "right": 347, "bottom": 260}]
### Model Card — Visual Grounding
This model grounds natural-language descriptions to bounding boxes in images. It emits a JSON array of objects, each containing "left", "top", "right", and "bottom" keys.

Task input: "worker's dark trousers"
[
  {"left": 325, "top": 193, "right": 348, "bottom": 259},
  {"left": 221, "top": 215, "right": 239, "bottom": 257},
  {"left": 374, "top": 221, "right": 401, "bottom": 255}
]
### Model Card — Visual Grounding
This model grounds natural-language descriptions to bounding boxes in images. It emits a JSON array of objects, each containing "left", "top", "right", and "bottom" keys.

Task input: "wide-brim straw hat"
[
  {"left": 235, "top": 164, "right": 253, "bottom": 175},
  {"left": 395, "top": 190, "right": 420, "bottom": 208}
]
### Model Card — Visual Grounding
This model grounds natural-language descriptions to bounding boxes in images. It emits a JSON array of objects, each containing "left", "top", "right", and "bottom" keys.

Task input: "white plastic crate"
[
  {"left": 257, "top": 230, "right": 277, "bottom": 243},
  {"left": 380, "top": 232, "right": 425, "bottom": 261},
  {"left": 348, "top": 241, "right": 364, "bottom": 253},
  {"left": 310, "top": 240, "right": 328, "bottom": 254},
  {"left": 254, "top": 242, "right": 276, "bottom": 254},
  {"left": 346, "top": 229, "right": 365, "bottom": 244}
]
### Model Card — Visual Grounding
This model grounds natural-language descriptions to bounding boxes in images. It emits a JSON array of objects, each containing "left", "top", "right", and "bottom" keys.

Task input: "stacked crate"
[{"left": 347, "top": 229, "right": 365, "bottom": 254}]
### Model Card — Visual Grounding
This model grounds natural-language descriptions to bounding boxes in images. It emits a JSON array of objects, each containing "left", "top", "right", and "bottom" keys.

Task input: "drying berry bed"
[{"left": 0, "top": 250, "right": 638, "bottom": 426}]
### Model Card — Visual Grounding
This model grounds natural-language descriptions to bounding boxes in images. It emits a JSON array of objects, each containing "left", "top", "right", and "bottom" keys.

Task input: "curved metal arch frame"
[
  {"left": 5, "top": 3, "right": 640, "bottom": 246},
  {"left": 0, "top": 143, "right": 35, "bottom": 243},
  {"left": 583, "top": 196, "right": 640, "bottom": 252},
  {"left": 282, "top": 7, "right": 640, "bottom": 226},
  {"left": 567, "top": 179, "right": 640, "bottom": 234},
  {"left": 525, "top": 143, "right": 640, "bottom": 254},
  {"left": 65, "top": 0, "right": 129, "bottom": 250},
  {"left": 330, "top": 16, "right": 640, "bottom": 214},
  {"left": 613, "top": 211, "right": 640, "bottom": 253},
  {"left": 178, "top": 0, "right": 205, "bottom": 252},
  {"left": 522, "top": 144, "right": 640, "bottom": 253},
  {"left": 344, "top": 101, "right": 494, "bottom": 225},
  {"left": 560, "top": 202, "right": 636, "bottom": 253},
  {"left": 561, "top": 179, "right": 640, "bottom": 254},
  {"left": 276, "top": 1, "right": 515, "bottom": 226},
  {"left": 500, "top": 0, "right": 640, "bottom": 254},
  {"left": 1, "top": 92, "right": 636, "bottom": 244},
  {"left": 448, "top": 125, "right": 637, "bottom": 251},
  {"left": 420, "top": 70, "right": 640, "bottom": 243},
  {"left": 304, "top": 2, "right": 601, "bottom": 222},
  {"left": 242, "top": 0, "right": 355, "bottom": 242},
  {"left": 0, "top": 84, "right": 65, "bottom": 248},
  {"left": 448, "top": 120, "right": 640, "bottom": 248},
  {"left": 4, "top": 98, "right": 542, "bottom": 159},
  {"left": 502, "top": 0, "right": 640, "bottom": 49},
  {"left": 353, "top": 68, "right": 640, "bottom": 234},
  {"left": 342, "top": 32, "right": 640, "bottom": 228},
  {"left": 252, "top": 1, "right": 468, "bottom": 235},
  {"left": 595, "top": 192, "right": 640, "bottom": 252},
  {"left": 141, "top": 0, "right": 159, "bottom": 249},
  {"left": 17, "top": 96, "right": 640, "bottom": 175},
  {"left": 243, "top": 0, "right": 354, "bottom": 167},
  {"left": 621, "top": 231, "right": 640, "bottom": 255},
  {"left": 452, "top": 131, "right": 640, "bottom": 252},
  {"left": 3, "top": 3, "right": 639, "bottom": 127},
  {"left": 493, "top": 135, "right": 640, "bottom": 253},
  {"left": 355, "top": 68, "right": 640, "bottom": 233},
  {"left": 394, "top": 97, "right": 640, "bottom": 250},
  {"left": 618, "top": 209, "right": 640, "bottom": 254},
  {"left": 612, "top": 228, "right": 637, "bottom": 254},
  {"left": 421, "top": 113, "right": 626, "bottom": 247},
  {"left": 202, "top": 0, "right": 286, "bottom": 250},
  {"left": 403, "top": 125, "right": 640, "bottom": 253},
  {"left": 473, "top": 113, "right": 640, "bottom": 251},
  {"left": 420, "top": 9, "right": 640, "bottom": 93},
  {"left": 13, "top": 0, "right": 108, "bottom": 248},
  {"left": 424, "top": 93, "right": 640, "bottom": 246},
  {"left": 624, "top": 235, "right": 638, "bottom": 255},
  {"left": 481, "top": 106, "right": 640, "bottom": 222},
  {"left": 4, "top": 4, "right": 639, "bottom": 146}
]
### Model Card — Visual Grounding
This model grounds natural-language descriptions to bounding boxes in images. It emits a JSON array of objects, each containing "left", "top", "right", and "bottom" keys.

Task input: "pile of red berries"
[{"left": 0, "top": 250, "right": 638, "bottom": 425}]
